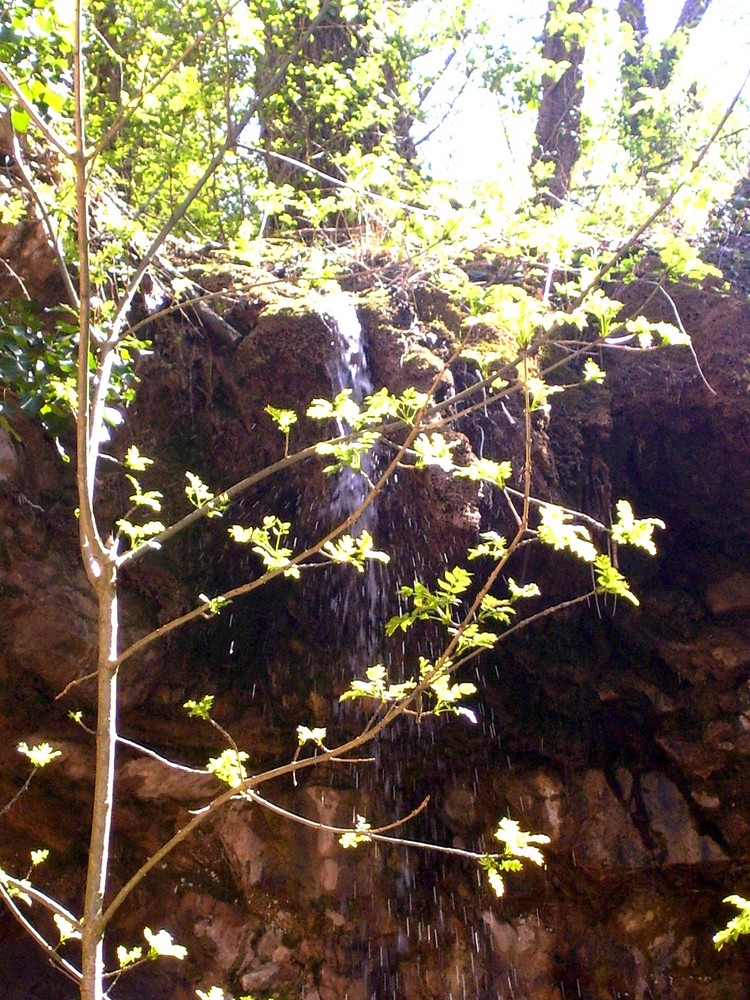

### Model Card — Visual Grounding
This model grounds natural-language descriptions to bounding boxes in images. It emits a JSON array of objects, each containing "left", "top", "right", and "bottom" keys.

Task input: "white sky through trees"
[{"left": 418, "top": 0, "right": 750, "bottom": 189}]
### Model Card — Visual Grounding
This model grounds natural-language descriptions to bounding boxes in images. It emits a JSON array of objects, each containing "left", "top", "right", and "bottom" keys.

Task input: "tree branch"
[{"left": 0, "top": 67, "right": 73, "bottom": 158}]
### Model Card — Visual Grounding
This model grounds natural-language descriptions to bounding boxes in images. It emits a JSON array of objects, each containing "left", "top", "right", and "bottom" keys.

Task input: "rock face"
[{"left": 1, "top": 275, "right": 750, "bottom": 1000}]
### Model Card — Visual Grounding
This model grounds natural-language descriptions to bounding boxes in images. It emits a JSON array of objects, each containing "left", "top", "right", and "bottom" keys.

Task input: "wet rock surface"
[{"left": 0, "top": 276, "right": 750, "bottom": 998}]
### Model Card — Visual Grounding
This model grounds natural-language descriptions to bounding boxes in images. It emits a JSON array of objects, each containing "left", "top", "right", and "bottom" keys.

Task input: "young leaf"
[
  {"left": 265, "top": 404, "right": 298, "bottom": 434},
  {"left": 494, "top": 817, "right": 550, "bottom": 866},
  {"left": 184, "top": 696, "right": 215, "bottom": 721},
  {"left": 143, "top": 927, "right": 188, "bottom": 960},
  {"left": 611, "top": 499, "right": 665, "bottom": 554},
  {"left": 54, "top": 914, "right": 82, "bottom": 944},
  {"left": 206, "top": 749, "right": 249, "bottom": 788},
  {"left": 117, "top": 944, "right": 143, "bottom": 968},
  {"left": 594, "top": 554, "right": 639, "bottom": 605},
  {"left": 124, "top": 445, "right": 154, "bottom": 472},
  {"left": 339, "top": 815, "right": 372, "bottom": 849},
  {"left": 18, "top": 742, "right": 61, "bottom": 768},
  {"left": 297, "top": 725, "right": 327, "bottom": 747},
  {"left": 537, "top": 505, "right": 597, "bottom": 562}
]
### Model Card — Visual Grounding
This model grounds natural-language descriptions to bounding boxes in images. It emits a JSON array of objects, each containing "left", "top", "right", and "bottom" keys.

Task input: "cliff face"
[{"left": 1, "top": 266, "right": 750, "bottom": 1000}]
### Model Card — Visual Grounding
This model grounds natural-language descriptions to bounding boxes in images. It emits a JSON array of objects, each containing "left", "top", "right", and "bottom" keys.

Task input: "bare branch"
[
  {"left": 0, "top": 67, "right": 73, "bottom": 158},
  {"left": 245, "top": 789, "right": 431, "bottom": 838},
  {"left": 9, "top": 135, "right": 79, "bottom": 308},
  {"left": 0, "top": 885, "right": 81, "bottom": 984}
]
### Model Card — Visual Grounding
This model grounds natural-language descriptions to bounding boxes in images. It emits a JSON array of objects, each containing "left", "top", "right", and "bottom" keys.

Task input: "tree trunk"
[
  {"left": 531, "top": 0, "right": 593, "bottom": 205},
  {"left": 617, "top": 0, "right": 647, "bottom": 42},
  {"left": 80, "top": 585, "right": 119, "bottom": 1000},
  {"left": 675, "top": 0, "right": 714, "bottom": 31}
]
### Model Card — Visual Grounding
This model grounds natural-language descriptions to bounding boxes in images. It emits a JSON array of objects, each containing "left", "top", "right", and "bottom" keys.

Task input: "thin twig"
[
  {"left": 56, "top": 671, "right": 96, "bottom": 700},
  {"left": 244, "top": 789, "right": 431, "bottom": 837},
  {"left": 0, "top": 873, "right": 81, "bottom": 928},
  {"left": 0, "top": 255, "right": 30, "bottom": 299},
  {"left": 9, "top": 136, "right": 79, "bottom": 308},
  {"left": 0, "top": 885, "right": 82, "bottom": 984},
  {"left": 657, "top": 284, "right": 716, "bottom": 395},
  {"left": 0, "top": 771, "right": 34, "bottom": 817},
  {"left": 0, "top": 67, "right": 73, "bottom": 158}
]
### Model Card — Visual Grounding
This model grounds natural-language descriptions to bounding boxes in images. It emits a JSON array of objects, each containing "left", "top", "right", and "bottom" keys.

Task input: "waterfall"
[
  {"left": 316, "top": 288, "right": 376, "bottom": 532},
  {"left": 315, "top": 288, "right": 384, "bottom": 667}
]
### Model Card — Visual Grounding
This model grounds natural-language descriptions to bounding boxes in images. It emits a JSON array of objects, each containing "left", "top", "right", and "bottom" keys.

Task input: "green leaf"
[
  {"left": 611, "top": 499, "right": 665, "bottom": 554},
  {"left": 206, "top": 749, "right": 249, "bottom": 788},
  {"left": 583, "top": 359, "right": 605, "bottom": 383},
  {"left": 117, "top": 944, "right": 143, "bottom": 968},
  {"left": 714, "top": 895, "right": 750, "bottom": 950},
  {"left": 116, "top": 519, "right": 166, "bottom": 544},
  {"left": 594, "top": 554, "right": 639, "bottom": 605},
  {"left": 184, "top": 695, "right": 214, "bottom": 721},
  {"left": 526, "top": 376, "right": 564, "bottom": 414},
  {"left": 229, "top": 517, "right": 299, "bottom": 577},
  {"left": 124, "top": 446, "right": 154, "bottom": 472},
  {"left": 197, "top": 593, "right": 231, "bottom": 617},
  {"left": 53, "top": 914, "right": 81, "bottom": 944},
  {"left": 537, "top": 505, "right": 597, "bottom": 562},
  {"left": 185, "top": 472, "right": 227, "bottom": 517},
  {"left": 412, "top": 432, "right": 459, "bottom": 471},
  {"left": 143, "top": 927, "right": 188, "bottom": 961},
  {"left": 322, "top": 530, "right": 390, "bottom": 571},
  {"left": 315, "top": 432, "right": 380, "bottom": 474},
  {"left": 297, "top": 725, "right": 327, "bottom": 746},
  {"left": 265, "top": 404, "right": 298, "bottom": 434},
  {"left": 339, "top": 815, "right": 371, "bottom": 848},
  {"left": 10, "top": 108, "right": 30, "bottom": 133},
  {"left": 468, "top": 532, "right": 508, "bottom": 561},
  {"left": 18, "top": 741, "right": 61, "bottom": 768},
  {"left": 494, "top": 817, "right": 550, "bottom": 866},
  {"left": 454, "top": 458, "right": 512, "bottom": 488}
]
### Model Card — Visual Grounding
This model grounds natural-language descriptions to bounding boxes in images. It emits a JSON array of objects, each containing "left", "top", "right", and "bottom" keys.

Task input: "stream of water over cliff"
[{"left": 315, "top": 288, "right": 387, "bottom": 671}]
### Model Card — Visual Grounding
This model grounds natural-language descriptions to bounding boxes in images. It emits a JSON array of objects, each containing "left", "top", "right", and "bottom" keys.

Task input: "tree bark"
[
  {"left": 675, "top": 0, "right": 714, "bottom": 31},
  {"left": 531, "top": 0, "right": 593, "bottom": 205},
  {"left": 80, "top": 584, "right": 119, "bottom": 1000},
  {"left": 617, "top": 0, "right": 647, "bottom": 42}
]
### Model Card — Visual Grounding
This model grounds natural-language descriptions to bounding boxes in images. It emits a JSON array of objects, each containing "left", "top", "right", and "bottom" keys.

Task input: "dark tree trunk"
[
  {"left": 617, "top": 0, "right": 647, "bottom": 42},
  {"left": 531, "top": 0, "right": 593, "bottom": 206},
  {"left": 675, "top": 0, "right": 714, "bottom": 31}
]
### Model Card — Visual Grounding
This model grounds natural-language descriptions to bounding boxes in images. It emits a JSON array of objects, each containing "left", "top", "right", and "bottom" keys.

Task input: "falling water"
[
  {"left": 315, "top": 291, "right": 495, "bottom": 999},
  {"left": 315, "top": 288, "right": 384, "bottom": 667}
]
